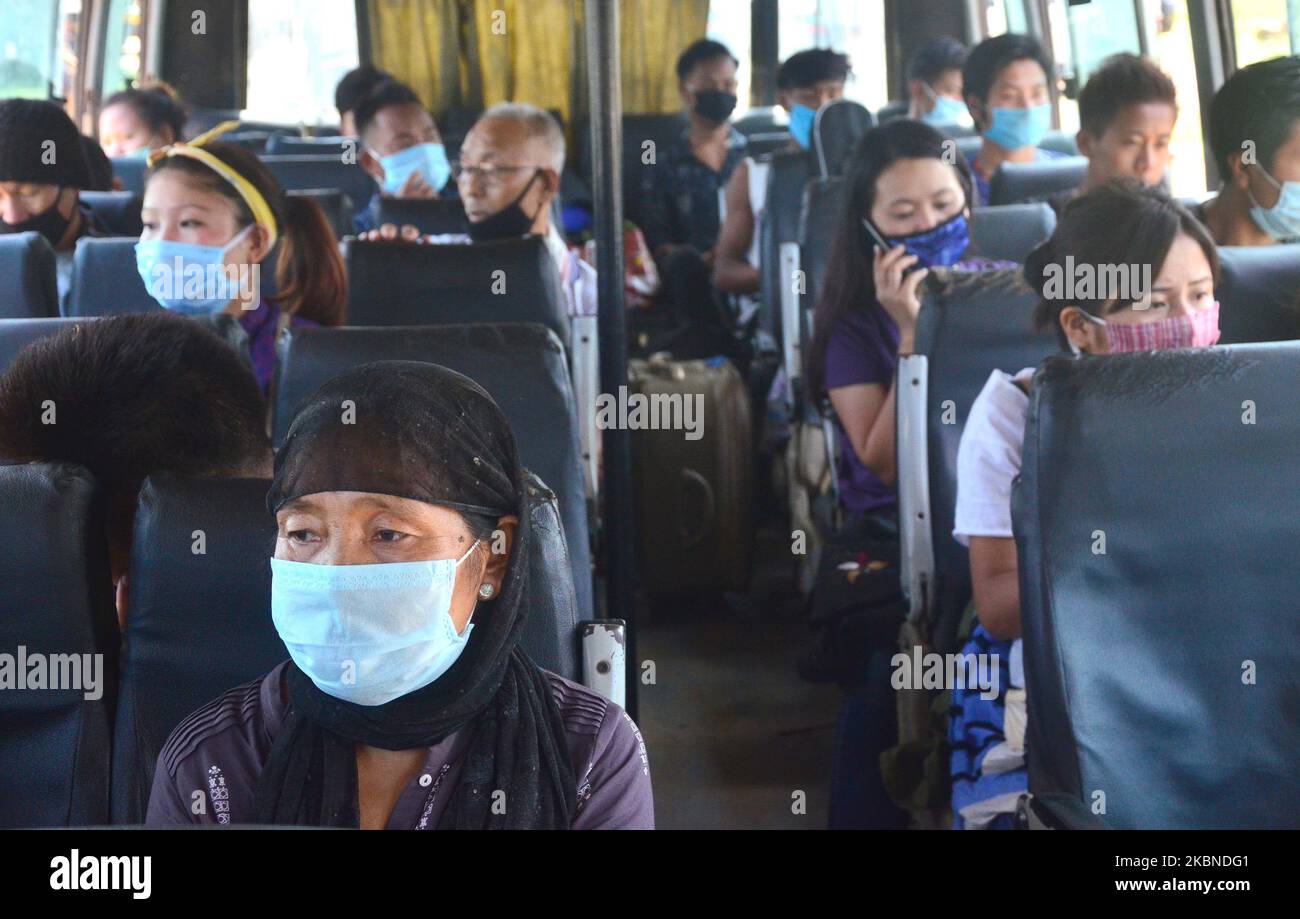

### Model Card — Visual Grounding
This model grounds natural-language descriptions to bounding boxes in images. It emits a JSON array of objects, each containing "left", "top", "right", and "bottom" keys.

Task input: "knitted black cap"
[{"left": 0, "top": 98, "right": 94, "bottom": 188}]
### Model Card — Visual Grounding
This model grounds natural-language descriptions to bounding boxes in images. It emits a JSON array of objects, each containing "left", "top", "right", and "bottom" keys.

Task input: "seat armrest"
[{"left": 581, "top": 619, "right": 626, "bottom": 707}]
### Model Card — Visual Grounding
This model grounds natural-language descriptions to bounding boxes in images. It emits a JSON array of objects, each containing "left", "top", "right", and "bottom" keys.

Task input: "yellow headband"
[{"left": 148, "top": 120, "right": 279, "bottom": 249}]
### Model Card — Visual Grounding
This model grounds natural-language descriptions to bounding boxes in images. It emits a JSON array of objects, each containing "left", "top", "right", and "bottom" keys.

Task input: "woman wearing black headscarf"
[{"left": 146, "top": 361, "right": 653, "bottom": 829}]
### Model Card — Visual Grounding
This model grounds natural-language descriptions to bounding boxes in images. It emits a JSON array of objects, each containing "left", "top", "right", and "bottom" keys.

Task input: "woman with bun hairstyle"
[
  {"left": 99, "top": 81, "right": 188, "bottom": 158},
  {"left": 138, "top": 124, "right": 347, "bottom": 392},
  {"left": 949, "top": 180, "right": 1220, "bottom": 829}
]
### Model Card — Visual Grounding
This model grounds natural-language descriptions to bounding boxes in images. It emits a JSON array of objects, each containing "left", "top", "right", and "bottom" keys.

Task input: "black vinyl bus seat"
[
  {"left": 0, "top": 232, "right": 59, "bottom": 319},
  {"left": 260, "top": 155, "right": 378, "bottom": 215},
  {"left": 965, "top": 202, "right": 1057, "bottom": 264},
  {"left": 110, "top": 475, "right": 284, "bottom": 823},
  {"left": 0, "top": 463, "right": 116, "bottom": 827},
  {"left": 65, "top": 237, "right": 161, "bottom": 318},
  {"left": 0, "top": 317, "right": 91, "bottom": 372},
  {"left": 271, "top": 323, "right": 592, "bottom": 622},
  {"left": 341, "top": 236, "right": 570, "bottom": 352},
  {"left": 265, "top": 134, "right": 355, "bottom": 157},
  {"left": 988, "top": 157, "right": 1088, "bottom": 206},
  {"left": 1215, "top": 245, "right": 1300, "bottom": 344},
  {"left": 1014, "top": 346, "right": 1300, "bottom": 828},
  {"left": 374, "top": 196, "right": 470, "bottom": 236},
  {"left": 758, "top": 150, "right": 813, "bottom": 352},
  {"left": 287, "top": 188, "right": 355, "bottom": 241},
  {"left": 110, "top": 155, "right": 147, "bottom": 195},
  {"left": 578, "top": 112, "right": 688, "bottom": 226},
  {"left": 810, "top": 99, "right": 873, "bottom": 179},
  {"left": 896, "top": 269, "right": 1058, "bottom": 653},
  {"left": 80, "top": 191, "right": 144, "bottom": 237}
]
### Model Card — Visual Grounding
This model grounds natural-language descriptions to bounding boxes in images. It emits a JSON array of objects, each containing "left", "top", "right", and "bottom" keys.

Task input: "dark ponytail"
[{"left": 147, "top": 140, "right": 347, "bottom": 326}]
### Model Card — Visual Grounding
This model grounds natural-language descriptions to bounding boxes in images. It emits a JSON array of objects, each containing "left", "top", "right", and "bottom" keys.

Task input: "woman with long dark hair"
[{"left": 809, "top": 119, "right": 1012, "bottom": 531}]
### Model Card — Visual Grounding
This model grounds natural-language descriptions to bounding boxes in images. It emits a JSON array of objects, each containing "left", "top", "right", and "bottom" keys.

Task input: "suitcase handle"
[{"left": 679, "top": 468, "right": 715, "bottom": 548}]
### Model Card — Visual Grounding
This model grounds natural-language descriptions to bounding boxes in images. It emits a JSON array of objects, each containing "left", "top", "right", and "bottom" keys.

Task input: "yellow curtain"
[
  {"left": 366, "top": 0, "right": 711, "bottom": 124},
  {"left": 467, "top": 0, "right": 576, "bottom": 129},
  {"left": 366, "top": 0, "right": 464, "bottom": 112},
  {"left": 618, "top": 0, "right": 709, "bottom": 114}
]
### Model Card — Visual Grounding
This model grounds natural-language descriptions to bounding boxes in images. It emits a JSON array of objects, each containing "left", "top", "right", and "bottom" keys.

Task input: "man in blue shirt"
[{"left": 962, "top": 34, "right": 1066, "bottom": 205}]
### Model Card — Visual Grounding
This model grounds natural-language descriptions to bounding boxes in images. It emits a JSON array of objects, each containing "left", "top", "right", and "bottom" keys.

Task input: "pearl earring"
[{"left": 478, "top": 584, "right": 496, "bottom": 600}]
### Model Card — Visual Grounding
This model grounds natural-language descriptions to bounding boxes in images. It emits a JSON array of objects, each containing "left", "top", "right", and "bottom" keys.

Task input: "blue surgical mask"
[
  {"left": 134, "top": 225, "right": 255, "bottom": 316},
  {"left": 922, "top": 87, "right": 971, "bottom": 129},
  {"left": 1248, "top": 165, "right": 1300, "bottom": 241},
  {"left": 788, "top": 104, "right": 816, "bottom": 150},
  {"left": 270, "top": 540, "right": 481, "bottom": 707},
  {"left": 984, "top": 103, "right": 1052, "bottom": 151},
  {"left": 379, "top": 142, "right": 451, "bottom": 196},
  {"left": 870, "top": 212, "right": 971, "bottom": 269}
]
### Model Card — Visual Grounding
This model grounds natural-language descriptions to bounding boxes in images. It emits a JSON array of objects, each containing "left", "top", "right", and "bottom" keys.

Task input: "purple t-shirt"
[
  {"left": 145, "top": 661, "right": 654, "bottom": 829},
  {"left": 237, "top": 300, "right": 317, "bottom": 393},
  {"left": 823, "top": 257, "right": 1017, "bottom": 515}
]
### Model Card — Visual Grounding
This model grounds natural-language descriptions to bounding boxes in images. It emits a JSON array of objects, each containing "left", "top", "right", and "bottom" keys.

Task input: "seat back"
[
  {"left": 375, "top": 196, "right": 470, "bottom": 236},
  {"left": 811, "top": 99, "right": 873, "bottom": 178},
  {"left": 0, "top": 232, "right": 59, "bottom": 319},
  {"left": 0, "top": 318, "right": 90, "bottom": 372},
  {"left": 758, "top": 151, "right": 813, "bottom": 344},
  {"left": 900, "top": 269, "right": 1058, "bottom": 652},
  {"left": 989, "top": 156, "right": 1088, "bottom": 206},
  {"left": 967, "top": 203, "right": 1056, "bottom": 263},
  {"left": 1215, "top": 245, "right": 1300, "bottom": 344},
  {"left": 272, "top": 324, "right": 592, "bottom": 620},
  {"left": 80, "top": 191, "right": 144, "bottom": 237},
  {"left": 0, "top": 463, "right": 116, "bottom": 827},
  {"left": 260, "top": 155, "right": 377, "bottom": 213},
  {"left": 579, "top": 112, "right": 688, "bottom": 226},
  {"left": 265, "top": 135, "right": 355, "bottom": 157},
  {"left": 110, "top": 475, "right": 285, "bottom": 823},
  {"left": 287, "top": 188, "right": 354, "bottom": 240},
  {"left": 66, "top": 237, "right": 162, "bottom": 318},
  {"left": 876, "top": 100, "right": 907, "bottom": 124},
  {"left": 1040, "top": 130, "right": 1080, "bottom": 156},
  {"left": 110, "top": 155, "right": 148, "bottom": 195},
  {"left": 1014, "top": 346, "right": 1300, "bottom": 828},
  {"left": 797, "top": 177, "right": 847, "bottom": 325},
  {"left": 341, "top": 236, "right": 570, "bottom": 350}
]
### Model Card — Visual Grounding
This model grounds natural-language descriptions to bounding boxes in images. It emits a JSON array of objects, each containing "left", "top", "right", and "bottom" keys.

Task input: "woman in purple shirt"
[
  {"left": 138, "top": 129, "right": 347, "bottom": 392},
  {"left": 805, "top": 119, "right": 1011, "bottom": 829},
  {"left": 808, "top": 119, "right": 1012, "bottom": 529},
  {"left": 147, "top": 361, "right": 653, "bottom": 829}
]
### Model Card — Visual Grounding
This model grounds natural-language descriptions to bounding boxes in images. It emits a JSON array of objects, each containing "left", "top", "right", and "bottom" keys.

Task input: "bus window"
[
  {"left": 985, "top": 0, "right": 1031, "bottom": 38},
  {"left": 99, "top": 0, "right": 145, "bottom": 96},
  {"left": 0, "top": 0, "right": 79, "bottom": 101},
  {"left": 777, "top": 0, "right": 887, "bottom": 111},
  {"left": 1230, "top": 0, "right": 1291, "bottom": 65},
  {"left": 705, "top": 0, "right": 752, "bottom": 117},
  {"left": 1047, "top": 0, "right": 1207, "bottom": 198},
  {"left": 244, "top": 0, "right": 359, "bottom": 127}
]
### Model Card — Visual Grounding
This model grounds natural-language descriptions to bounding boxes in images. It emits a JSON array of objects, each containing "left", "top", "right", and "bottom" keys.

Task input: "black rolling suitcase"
[{"left": 628, "top": 354, "right": 753, "bottom": 599}]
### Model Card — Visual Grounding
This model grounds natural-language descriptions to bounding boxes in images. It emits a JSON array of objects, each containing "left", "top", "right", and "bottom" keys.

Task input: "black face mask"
[
  {"left": 0, "top": 188, "right": 73, "bottom": 247},
  {"left": 467, "top": 170, "right": 544, "bottom": 243},
  {"left": 693, "top": 89, "right": 737, "bottom": 124}
]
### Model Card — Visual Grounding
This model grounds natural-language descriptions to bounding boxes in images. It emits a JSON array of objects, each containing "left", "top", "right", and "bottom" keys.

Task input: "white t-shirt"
[
  {"left": 953, "top": 366, "right": 1035, "bottom": 688},
  {"left": 952, "top": 367, "right": 1036, "bottom": 548}
]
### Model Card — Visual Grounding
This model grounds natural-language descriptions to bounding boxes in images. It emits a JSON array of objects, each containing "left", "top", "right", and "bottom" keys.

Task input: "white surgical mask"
[{"left": 270, "top": 539, "right": 481, "bottom": 706}]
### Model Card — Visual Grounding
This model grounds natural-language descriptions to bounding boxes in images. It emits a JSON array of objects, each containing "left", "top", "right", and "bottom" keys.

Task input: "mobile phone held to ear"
[{"left": 862, "top": 218, "right": 921, "bottom": 275}]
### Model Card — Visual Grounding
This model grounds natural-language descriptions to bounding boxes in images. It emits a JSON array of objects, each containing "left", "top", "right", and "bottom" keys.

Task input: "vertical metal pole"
[{"left": 584, "top": 0, "right": 637, "bottom": 720}]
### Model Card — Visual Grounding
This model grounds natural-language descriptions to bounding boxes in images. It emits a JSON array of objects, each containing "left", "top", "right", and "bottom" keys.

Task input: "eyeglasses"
[{"left": 451, "top": 161, "right": 539, "bottom": 187}]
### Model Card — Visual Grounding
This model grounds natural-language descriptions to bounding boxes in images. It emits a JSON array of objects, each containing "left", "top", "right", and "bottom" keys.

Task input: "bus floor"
[{"left": 636, "top": 526, "right": 842, "bottom": 829}]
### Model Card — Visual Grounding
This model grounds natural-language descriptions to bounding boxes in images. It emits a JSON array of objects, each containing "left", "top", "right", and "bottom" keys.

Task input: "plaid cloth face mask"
[{"left": 1080, "top": 301, "right": 1221, "bottom": 353}]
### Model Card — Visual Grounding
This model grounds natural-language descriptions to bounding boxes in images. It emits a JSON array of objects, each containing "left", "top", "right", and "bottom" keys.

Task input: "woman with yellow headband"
[{"left": 136, "top": 126, "right": 347, "bottom": 392}]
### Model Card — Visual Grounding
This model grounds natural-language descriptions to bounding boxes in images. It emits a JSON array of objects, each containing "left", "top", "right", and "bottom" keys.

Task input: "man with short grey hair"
[{"left": 362, "top": 102, "right": 595, "bottom": 317}]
